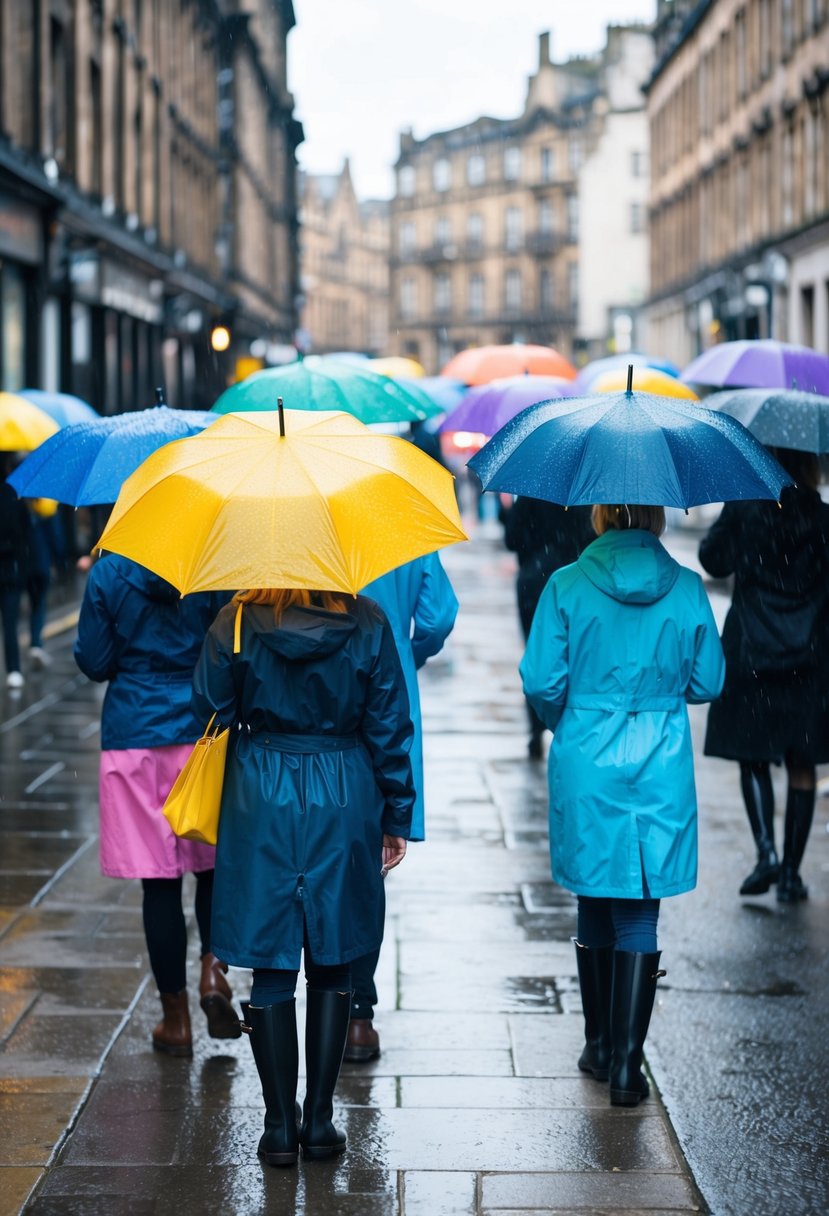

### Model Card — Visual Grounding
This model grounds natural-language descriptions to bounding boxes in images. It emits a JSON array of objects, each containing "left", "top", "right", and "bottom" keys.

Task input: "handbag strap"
[{"left": 233, "top": 601, "right": 243, "bottom": 654}]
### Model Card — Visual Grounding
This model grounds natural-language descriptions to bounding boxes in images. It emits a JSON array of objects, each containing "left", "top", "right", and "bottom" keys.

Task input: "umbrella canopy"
[
  {"left": 706, "top": 387, "right": 829, "bottom": 453},
  {"left": 468, "top": 390, "right": 791, "bottom": 509},
  {"left": 681, "top": 340, "right": 829, "bottom": 393},
  {"left": 7, "top": 406, "right": 214, "bottom": 506},
  {"left": 18, "top": 389, "right": 98, "bottom": 427},
  {"left": 0, "top": 392, "right": 60, "bottom": 451},
  {"left": 572, "top": 353, "right": 680, "bottom": 393},
  {"left": 369, "top": 356, "right": 426, "bottom": 379},
  {"left": 440, "top": 375, "right": 571, "bottom": 438},
  {"left": 591, "top": 367, "right": 699, "bottom": 399},
  {"left": 98, "top": 408, "right": 467, "bottom": 595},
  {"left": 212, "top": 359, "right": 439, "bottom": 423},
  {"left": 440, "top": 344, "right": 577, "bottom": 386}
]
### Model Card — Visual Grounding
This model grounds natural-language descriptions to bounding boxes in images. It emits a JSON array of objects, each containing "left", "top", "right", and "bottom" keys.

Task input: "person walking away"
[
  {"left": 74, "top": 554, "right": 237, "bottom": 1056},
  {"left": 0, "top": 454, "right": 32, "bottom": 690},
  {"left": 521, "top": 505, "right": 724, "bottom": 1105},
  {"left": 25, "top": 498, "right": 58, "bottom": 669},
  {"left": 345, "top": 552, "right": 458, "bottom": 1062},
  {"left": 502, "top": 496, "right": 594, "bottom": 758},
  {"left": 191, "top": 588, "right": 415, "bottom": 1166},
  {"left": 699, "top": 449, "right": 829, "bottom": 903}
]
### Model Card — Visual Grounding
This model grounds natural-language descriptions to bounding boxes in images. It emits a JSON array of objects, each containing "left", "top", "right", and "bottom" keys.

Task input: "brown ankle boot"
[
  {"left": 199, "top": 953, "right": 241, "bottom": 1039},
  {"left": 152, "top": 990, "right": 193, "bottom": 1057},
  {"left": 343, "top": 1017, "right": 380, "bottom": 1062}
]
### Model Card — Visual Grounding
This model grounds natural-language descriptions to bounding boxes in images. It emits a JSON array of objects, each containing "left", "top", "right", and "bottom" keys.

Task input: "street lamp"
[{"left": 210, "top": 324, "right": 231, "bottom": 353}]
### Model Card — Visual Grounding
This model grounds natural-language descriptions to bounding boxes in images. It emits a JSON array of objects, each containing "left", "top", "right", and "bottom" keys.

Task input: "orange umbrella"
[
  {"left": 441, "top": 344, "right": 577, "bottom": 386},
  {"left": 591, "top": 367, "right": 699, "bottom": 399}
]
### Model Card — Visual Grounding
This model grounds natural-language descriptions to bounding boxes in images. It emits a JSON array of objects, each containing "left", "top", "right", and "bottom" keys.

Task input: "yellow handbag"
[{"left": 162, "top": 713, "right": 229, "bottom": 846}]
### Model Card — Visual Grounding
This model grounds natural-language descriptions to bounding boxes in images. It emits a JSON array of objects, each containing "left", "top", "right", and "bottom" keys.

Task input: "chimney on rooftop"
[{"left": 539, "top": 31, "right": 551, "bottom": 67}]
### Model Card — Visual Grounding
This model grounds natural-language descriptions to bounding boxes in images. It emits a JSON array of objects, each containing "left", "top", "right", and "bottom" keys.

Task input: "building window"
[
  {"left": 398, "top": 165, "right": 416, "bottom": 197},
  {"left": 400, "top": 277, "right": 417, "bottom": 319},
  {"left": 468, "top": 273, "right": 484, "bottom": 317},
  {"left": 630, "top": 202, "right": 645, "bottom": 234},
  {"left": 541, "top": 147, "right": 554, "bottom": 182},
  {"left": 505, "top": 206, "right": 523, "bottom": 251},
  {"left": 759, "top": 0, "right": 772, "bottom": 77},
  {"left": 782, "top": 124, "right": 794, "bottom": 225},
  {"left": 568, "top": 136, "right": 583, "bottom": 172},
  {"left": 466, "top": 154, "right": 485, "bottom": 187},
  {"left": 538, "top": 198, "right": 554, "bottom": 234},
  {"left": 434, "top": 216, "right": 452, "bottom": 246},
  {"left": 540, "top": 268, "right": 554, "bottom": 311},
  {"left": 568, "top": 262, "right": 578, "bottom": 311},
  {"left": 567, "top": 195, "right": 579, "bottom": 241},
  {"left": 781, "top": 0, "right": 794, "bottom": 55},
  {"left": 434, "top": 272, "right": 452, "bottom": 313},
  {"left": 503, "top": 146, "right": 521, "bottom": 181},
  {"left": 466, "top": 212, "right": 484, "bottom": 249},
  {"left": 631, "top": 150, "right": 646, "bottom": 178},
  {"left": 399, "top": 221, "right": 416, "bottom": 257},
  {"left": 505, "top": 268, "right": 522, "bottom": 312},
  {"left": 433, "top": 157, "right": 451, "bottom": 192}
]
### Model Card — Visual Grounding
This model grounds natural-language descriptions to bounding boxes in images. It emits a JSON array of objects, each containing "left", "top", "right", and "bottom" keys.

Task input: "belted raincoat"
[
  {"left": 520, "top": 529, "right": 724, "bottom": 899},
  {"left": 191, "top": 596, "right": 415, "bottom": 970},
  {"left": 362, "top": 553, "right": 458, "bottom": 840}
]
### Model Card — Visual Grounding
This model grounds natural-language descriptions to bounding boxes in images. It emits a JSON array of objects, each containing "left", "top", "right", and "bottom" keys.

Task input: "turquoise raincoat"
[
  {"left": 362, "top": 553, "right": 458, "bottom": 840},
  {"left": 520, "top": 529, "right": 724, "bottom": 899}
]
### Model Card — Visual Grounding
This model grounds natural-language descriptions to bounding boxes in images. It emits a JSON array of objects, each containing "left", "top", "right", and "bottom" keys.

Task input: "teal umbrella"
[{"left": 211, "top": 359, "right": 440, "bottom": 423}]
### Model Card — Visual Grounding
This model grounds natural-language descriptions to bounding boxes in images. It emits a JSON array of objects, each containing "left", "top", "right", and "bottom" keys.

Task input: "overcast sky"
[{"left": 290, "top": 0, "right": 657, "bottom": 199}]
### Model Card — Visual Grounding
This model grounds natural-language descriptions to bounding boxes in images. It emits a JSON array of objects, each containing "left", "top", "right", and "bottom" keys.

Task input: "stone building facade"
[
  {"left": 645, "top": 0, "right": 829, "bottom": 364},
  {"left": 0, "top": 0, "right": 302, "bottom": 410},
  {"left": 388, "top": 29, "right": 652, "bottom": 374},
  {"left": 298, "top": 161, "right": 390, "bottom": 356}
]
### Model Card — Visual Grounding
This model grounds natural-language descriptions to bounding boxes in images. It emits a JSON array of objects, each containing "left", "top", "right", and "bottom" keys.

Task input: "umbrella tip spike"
[
  {"left": 626, "top": 364, "right": 634, "bottom": 394},
  {"left": 277, "top": 396, "right": 285, "bottom": 437},
  {"left": 154, "top": 386, "right": 166, "bottom": 406}
]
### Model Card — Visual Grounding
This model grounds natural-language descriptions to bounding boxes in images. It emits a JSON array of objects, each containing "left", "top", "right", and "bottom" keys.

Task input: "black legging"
[{"left": 141, "top": 870, "right": 214, "bottom": 994}]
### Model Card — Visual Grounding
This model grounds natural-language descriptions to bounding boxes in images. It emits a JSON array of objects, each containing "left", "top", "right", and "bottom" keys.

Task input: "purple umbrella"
[
  {"left": 682, "top": 340, "right": 829, "bottom": 394},
  {"left": 440, "top": 375, "right": 571, "bottom": 438}
]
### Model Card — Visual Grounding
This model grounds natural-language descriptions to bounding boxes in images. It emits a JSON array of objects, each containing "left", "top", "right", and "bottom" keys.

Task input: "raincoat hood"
[
  {"left": 242, "top": 601, "right": 359, "bottom": 662},
  {"left": 118, "top": 556, "right": 181, "bottom": 604},
  {"left": 577, "top": 529, "right": 679, "bottom": 605}
]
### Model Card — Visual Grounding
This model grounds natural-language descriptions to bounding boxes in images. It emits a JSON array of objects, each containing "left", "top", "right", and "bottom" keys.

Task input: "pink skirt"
[{"left": 99, "top": 745, "right": 217, "bottom": 879}]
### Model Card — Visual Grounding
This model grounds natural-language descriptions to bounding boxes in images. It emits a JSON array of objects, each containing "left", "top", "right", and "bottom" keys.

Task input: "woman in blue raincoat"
[
  {"left": 521, "top": 504, "right": 724, "bottom": 1107},
  {"left": 344, "top": 552, "right": 458, "bottom": 1062},
  {"left": 191, "top": 587, "right": 415, "bottom": 1167}
]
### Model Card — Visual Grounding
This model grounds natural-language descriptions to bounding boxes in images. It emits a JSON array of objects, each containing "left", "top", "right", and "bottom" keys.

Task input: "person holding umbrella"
[
  {"left": 191, "top": 587, "right": 415, "bottom": 1165},
  {"left": 469, "top": 376, "right": 788, "bottom": 1107},
  {"left": 699, "top": 447, "right": 829, "bottom": 902}
]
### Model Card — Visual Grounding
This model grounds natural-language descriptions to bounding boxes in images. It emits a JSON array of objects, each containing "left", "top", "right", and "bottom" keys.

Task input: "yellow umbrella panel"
[
  {"left": 591, "top": 367, "right": 699, "bottom": 399},
  {"left": 98, "top": 409, "right": 467, "bottom": 595},
  {"left": 0, "top": 392, "right": 60, "bottom": 451}
]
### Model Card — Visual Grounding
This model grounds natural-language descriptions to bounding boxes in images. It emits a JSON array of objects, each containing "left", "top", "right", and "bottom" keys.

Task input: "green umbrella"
[{"left": 211, "top": 358, "right": 440, "bottom": 423}]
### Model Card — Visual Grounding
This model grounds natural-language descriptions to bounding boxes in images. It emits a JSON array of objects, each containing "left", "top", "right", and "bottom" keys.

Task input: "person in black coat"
[
  {"left": 699, "top": 448, "right": 829, "bottom": 903},
  {"left": 0, "top": 455, "right": 32, "bottom": 690},
  {"left": 502, "top": 495, "right": 594, "bottom": 757}
]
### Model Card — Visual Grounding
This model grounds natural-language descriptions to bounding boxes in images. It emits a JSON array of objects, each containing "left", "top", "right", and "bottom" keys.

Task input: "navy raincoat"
[
  {"left": 362, "top": 553, "right": 458, "bottom": 840},
  {"left": 74, "top": 554, "right": 226, "bottom": 749},
  {"left": 191, "top": 596, "right": 415, "bottom": 969},
  {"left": 520, "top": 529, "right": 724, "bottom": 899}
]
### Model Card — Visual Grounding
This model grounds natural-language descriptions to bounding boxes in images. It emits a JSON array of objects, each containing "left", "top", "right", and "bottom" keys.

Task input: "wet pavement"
[{"left": 0, "top": 529, "right": 826, "bottom": 1215}]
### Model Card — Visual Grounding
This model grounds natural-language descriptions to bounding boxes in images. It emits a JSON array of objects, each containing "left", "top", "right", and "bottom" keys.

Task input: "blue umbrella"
[
  {"left": 8, "top": 406, "right": 215, "bottom": 506},
  {"left": 468, "top": 390, "right": 791, "bottom": 509},
  {"left": 706, "top": 387, "right": 829, "bottom": 453},
  {"left": 19, "top": 389, "right": 99, "bottom": 427}
]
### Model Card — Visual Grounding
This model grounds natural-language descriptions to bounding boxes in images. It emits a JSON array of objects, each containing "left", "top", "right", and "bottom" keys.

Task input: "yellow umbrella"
[
  {"left": 591, "top": 367, "right": 699, "bottom": 400},
  {"left": 370, "top": 356, "right": 426, "bottom": 379},
  {"left": 0, "top": 392, "right": 60, "bottom": 451},
  {"left": 98, "top": 407, "right": 467, "bottom": 595}
]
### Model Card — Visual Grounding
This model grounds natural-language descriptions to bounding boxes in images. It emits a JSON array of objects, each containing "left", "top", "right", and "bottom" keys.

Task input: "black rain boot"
[
  {"left": 739, "top": 764, "right": 779, "bottom": 895},
  {"left": 573, "top": 939, "right": 613, "bottom": 1082},
  {"left": 242, "top": 999, "right": 300, "bottom": 1167},
  {"left": 300, "top": 988, "right": 350, "bottom": 1160},
  {"left": 609, "top": 951, "right": 665, "bottom": 1107},
  {"left": 777, "top": 788, "right": 815, "bottom": 903}
]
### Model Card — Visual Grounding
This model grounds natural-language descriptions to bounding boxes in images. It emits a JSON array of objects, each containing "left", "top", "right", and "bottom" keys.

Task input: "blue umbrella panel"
[
  {"left": 8, "top": 407, "right": 215, "bottom": 506},
  {"left": 468, "top": 390, "right": 792, "bottom": 509}
]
